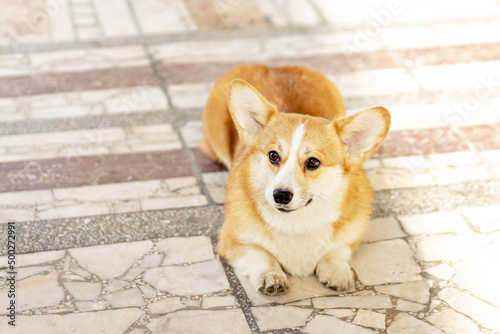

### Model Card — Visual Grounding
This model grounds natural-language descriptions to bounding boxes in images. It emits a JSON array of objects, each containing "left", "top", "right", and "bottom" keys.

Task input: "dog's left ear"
[
  {"left": 227, "top": 79, "right": 276, "bottom": 145},
  {"left": 335, "top": 107, "right": 391, "bottom": 164}
]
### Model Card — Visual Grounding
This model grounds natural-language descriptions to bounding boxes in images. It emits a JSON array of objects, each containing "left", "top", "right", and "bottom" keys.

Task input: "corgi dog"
[{"left": 201, "top": 65, "right": 390, "bottom": 295}]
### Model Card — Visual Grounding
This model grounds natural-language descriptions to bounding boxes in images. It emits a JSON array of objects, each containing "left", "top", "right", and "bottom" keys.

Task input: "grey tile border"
[
  {"left": 3, "top": 178, "right": 500, "bottom": 256},
  {"left": 1, "top": 205, "right": 223, "bottom": 255},
  {"left": 0, "top": 25, "right": 332, "bottom": 55},
  {"left": 0, "top": 107, "right": 203, "bottom": 136},
  {"left": 212, "top": 236, "right": 260, "bottom": 334},
  {"left": 0, "top": 110, "right": 173, "bottom": 136},
  {"left": 372, "top": 179, "right": 500, "bottom": 218}
]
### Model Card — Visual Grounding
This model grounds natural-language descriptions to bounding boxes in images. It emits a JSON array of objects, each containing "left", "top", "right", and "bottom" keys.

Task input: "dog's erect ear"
[
  {"left": 228, "top": 79, "right": 276, "bottom": 145},
  {"left": 335, "top": 107, "right": 391, "bottom": 164}
]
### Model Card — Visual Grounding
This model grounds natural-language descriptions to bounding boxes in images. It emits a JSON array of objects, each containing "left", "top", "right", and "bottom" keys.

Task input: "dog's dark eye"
[
  {"left": 306, "top": 157, "right": 321, "bottom": 170},
  {"left": 269, "top": 151, "right": 280, "bottom": 165}
]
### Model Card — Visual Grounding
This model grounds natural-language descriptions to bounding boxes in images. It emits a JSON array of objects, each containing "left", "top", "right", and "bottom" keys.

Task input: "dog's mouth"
[{"left": 276, "top": 198, "right": 312, "bottom": 213}]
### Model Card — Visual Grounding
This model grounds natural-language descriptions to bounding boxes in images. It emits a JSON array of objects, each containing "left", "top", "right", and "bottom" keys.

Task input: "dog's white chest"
[{"left": 266, "top": 226, "right": 334, "bottom": 277}]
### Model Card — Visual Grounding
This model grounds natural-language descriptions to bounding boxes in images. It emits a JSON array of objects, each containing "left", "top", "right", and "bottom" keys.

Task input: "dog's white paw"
[
  {"left": 255, "top": 272, "right": 289, "bottom": 296},
  {"left": 316, "top": 259, "right": 354, "bottom": 292}
]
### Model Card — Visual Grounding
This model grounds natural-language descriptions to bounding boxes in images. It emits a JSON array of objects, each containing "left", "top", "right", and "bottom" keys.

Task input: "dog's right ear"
[{"left": 228, "top": 79, "right": 276, "bottom": 145}]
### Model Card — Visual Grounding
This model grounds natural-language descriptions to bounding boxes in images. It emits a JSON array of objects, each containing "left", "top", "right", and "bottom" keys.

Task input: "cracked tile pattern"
[
  {"left": 1, "top": 217, "right": 499, "bottom": 333},
  {"left": 1, "top": 0, "right": 500, "bottom": 333}
]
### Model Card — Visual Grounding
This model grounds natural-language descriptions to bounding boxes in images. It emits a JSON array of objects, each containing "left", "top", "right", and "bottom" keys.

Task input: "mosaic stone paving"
[{"left": 1, "top": 0, "right": 500, "bottom": 333}]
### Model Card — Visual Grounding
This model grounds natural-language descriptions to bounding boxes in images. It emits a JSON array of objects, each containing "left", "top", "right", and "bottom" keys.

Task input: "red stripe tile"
[
  {"left": 0, "top": 66, "right": 158, "bottom": 98},
  {"left": 157, "top": 42, "right": 500, "bottom": 84},
  {"left": 156, "top": 52, "right": 397, "bottom": 84},
  {"left": 461, "top": 122, "right": 500, "bottom": 151},
  {"left": 395, "top": 42, "right": 500, "bottom": 67},
  {"left": 194, "top": 126, "right": 477, "bottom": 173},
  {"left": 184, "top": 0, "right": 269, "bottom": 29},
  {"left": 0, "top": 150, "right": 192, "bottom": 193},
  {"left": 192, "top": 148, "right": 227, "bottom": 174},
  {"left": 0, "top": 42, "right": 498, "bottom": 96},
  {"left": 373, "top": 127, "right": 470, "bottom": 159}
]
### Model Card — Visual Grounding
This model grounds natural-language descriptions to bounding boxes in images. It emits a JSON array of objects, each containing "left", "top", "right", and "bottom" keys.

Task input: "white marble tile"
[
  {"left": 323, "top": 308, "right": 355, "bottom": 318},
  {"left": 202, "top": 172, "right": 228, "bottom": 204},
  {"left": 312, "top": 295, "right": 392, "bottom": 309},
  {"left": 64, "top": 282, "right": 101, "bottom": 301},
  {"left": 374, "top": 280, "right": 433, "bottom": 304},
  {"left": 252, "top": 306, "right": 312, "bottom": 331},
  {"left": 426, "top": 309, "right": 482, "bottom": 334},
  {"left": 202, "top": 295, "right": 237, "bottom": 309},
  {"left": 37, "top": 202, "right": 110, "bottom": 220},
  {"left": 0, "top": 208, "right": 36, "bottom": 224},
  {"left": 438, "top": 288, "right": 500, "bottom": 331},
  {"left": 148, "top": 297, "right": 186, "bottom": 314},
  {"left": 0, "top": 271, "right": 64, "bottom": 314},
  {"left": 0, "top": 250, "right": 64, "bottom": 268},
  {"left": 69, "top": 240, "right": 153, "bottom": 280},
  {"left": 103, "top": 287, "right": 144, "bottom": 308},
  {"left": 105, "top": 279, "right": 128, "bottom": 293},
  {"left": 387, "top": 313, "right": 442, "bottom": 334},
  {"left": 140, "top": 195, "right": 207, "bottom": 211},
  {"left": 104, "top": 87, "right": 168, "bottom": 113},
  {"left": 303, "top": 314, "right": 377, "bottom": 334},
  {"left": 353, "top": 309, "right": 386, "bottom": 330},
  {"left": 335, "top": 68, "right": 420, "bottom": 98},
  {"left": 398, "top": 211, "right": 469, "bottom": 235},
  {"left": 142, "top": 259, "right": 229, "bottom": 296},
  {"left": 424, "top": 263, "right": 455, "bottom": 280},
  {"left": 0, "top": 189, "right": 54, "bottom": 205},
  {"left": 182, "top": 299, "right": 201, "bottom": 308},
  {"left": 139, "top": 284, "right": 157, "bottom": 298},
  {"left": 75, "top": 300, "right": 108, "bottom": 312},
  {"left": 146, "top": 309, "right": 251, "bottom": 334},
  {"left": 180, "top": 121, "right": 203, "bottom": 148},
  {"left": 92, "top": 0, "right": 138, "bottom": 37},
  {"left": 452, "top": 243, "right": 500, "bottom": 307},
  {"left": 366, "top": 170, "right": 436, "bottom": 191},
  {"left": 396, "top": 299, "right": 425, "bottom": 312},
  {"left": 140, "top": 254, "right": 164, "bottom": 268},
  {"left": 416, "top": 235, "right": 478, "bottom": 262},
  {"left": 157, "top": 236, "right": 214, "bottom": 265},
  {"left": 0, "top": 308, "right": 144, "bottom": 334},
  {"left": 168, "top": 83, "right": 212, "bottom": 109},
  {"left": 53, "top": 180, "right": 160, "bottom": 202},
  {"left": 462, "top": 205, "right": 500, "bottom": 233},
  {"left": 363, "top": 217, "right": 407, "bottom": 242},
  {"left": 15, "top": 265, "right": 52, "bottom": 280},
  {"left": 122, "top": 267, "right": 146, "bottom": 281},
  {"left": 131, "top": 0, "right": 194, "bottom": 34},
  {"left": 351, "top": 240, "right": 422, "bottom": 285},
  {"left": 287, "top": 299, "right": 312, "bottom": 307}
]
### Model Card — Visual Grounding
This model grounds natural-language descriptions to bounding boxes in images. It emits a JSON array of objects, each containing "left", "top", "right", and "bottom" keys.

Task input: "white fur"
[
  {"left": 229, "top": 85, "right": 267, "bottom": 143},
  {"left": 241, "top": 121, "right": 354, "bottom": 276},
  {"left": 232, "top": 245, "right": 284, "bottom": 283},
  {"left": 267, "top": 123, "right": 305, "bottom": 194},
  {"left": 342, "top": 110, "right": 386, "bottom": 159},
  {"left": 263, "top": 225, "right": 335, "bottom": 276},
  {"left": 255, "top": 164, "right": 346, "bottom": 235},
  {"left": 316, "top": 245, "right": 355, "bottom": 290}
]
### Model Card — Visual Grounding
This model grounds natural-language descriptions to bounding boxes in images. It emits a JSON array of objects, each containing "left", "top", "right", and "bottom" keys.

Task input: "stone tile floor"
[{"left": 1, "top": 0, "right": 500, "bottom": 333}]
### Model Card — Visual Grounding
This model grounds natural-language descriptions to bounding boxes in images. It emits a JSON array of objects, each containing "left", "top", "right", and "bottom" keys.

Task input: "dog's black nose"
[{"left": 273, "top": 189, "right": 293, "bottom": 205}]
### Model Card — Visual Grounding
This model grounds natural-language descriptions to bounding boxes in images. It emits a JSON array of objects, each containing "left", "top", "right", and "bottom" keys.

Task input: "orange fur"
[{"left": 202, "top": 64, "right": 390, "bottom": 294}]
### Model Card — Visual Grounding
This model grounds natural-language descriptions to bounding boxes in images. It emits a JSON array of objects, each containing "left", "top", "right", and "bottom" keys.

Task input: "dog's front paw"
[
  {"left": 316, "top": 259, "right": 354, "bottom": 292},
  {"left": 256, "top": 272, "right": 289, "bottom": 296}
]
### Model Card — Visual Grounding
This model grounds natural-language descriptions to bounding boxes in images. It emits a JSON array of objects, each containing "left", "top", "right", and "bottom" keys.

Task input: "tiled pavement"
[{"left": 1, "top": 0, "right": 500, "bottom": 333}]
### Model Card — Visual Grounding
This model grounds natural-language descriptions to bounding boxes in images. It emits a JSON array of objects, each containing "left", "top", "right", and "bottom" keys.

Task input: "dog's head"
[{"left": 228, "top": 79, "right": 390, "bottom": 234}]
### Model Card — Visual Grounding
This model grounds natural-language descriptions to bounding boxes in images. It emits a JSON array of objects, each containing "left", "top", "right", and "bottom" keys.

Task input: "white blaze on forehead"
[{"left": 273, "top": 123, "right": 305, "bottom": 188}]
